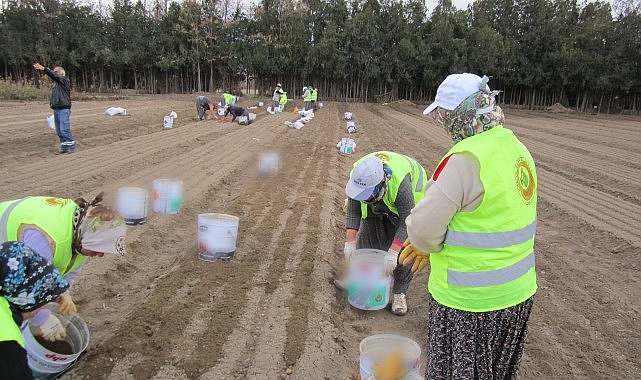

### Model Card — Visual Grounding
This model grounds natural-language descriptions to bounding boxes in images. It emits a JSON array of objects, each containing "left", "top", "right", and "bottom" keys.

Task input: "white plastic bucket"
[
  {"left": 152, "top": 179, "right": 183, "bottom": 214},
  {"left": 248, "top": 113, "right": 257, "bottom": 121},
  {"left": 237, "top": 116, "right": 249, "bottom": 125},
  {"left": 217, "top": 108, "right": 226, "bottom": 116},
  {"left": 319, "top": 102, "right": 324, "bottom": 108},
  {"left": 346, "top": 121, "right": 356, "bottom": 134},
  {"left": 359, "top": 334, "right": 421, "bottom": 380},
  {"left": 258, "top": 101, "right": 264, "bottom": 107},
  {"left": 344, "top": 112, "right": 353, "bottom": 120},
  {"left": 116, "top": 187, "right": 148, "bottom": 225},
  {"left": 258, "top": 152, "right": 280, "bottom": 174},
  {"left": 197, "top": 213, "right": 240, "bottom": 261},
  {"left": 339, "top": 138, "right": 356, "bottom": 155},
  {"left": 347, "top": 249, "right": 390, "bottom": 310},
  {"left": 163, "top": 116, "right": 174, "bottom": 128},
  {"left": 22, "top": 304, "right": 90, "bottom": 378}
]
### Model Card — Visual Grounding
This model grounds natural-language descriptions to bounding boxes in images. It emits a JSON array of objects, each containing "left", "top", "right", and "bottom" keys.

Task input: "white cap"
[
  {"left": 345, "top": 156, "right": 384, "bottom": 201},
  {"left": 423, "top": 73, "right": 490, "bottom": 115}
]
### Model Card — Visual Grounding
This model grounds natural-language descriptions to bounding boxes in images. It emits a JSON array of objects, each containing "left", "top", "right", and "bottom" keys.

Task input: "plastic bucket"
[
  {"left": 339, "top": 138, "right": 356, "bottom": 155},
  {"left": 22, "top": 304, "right": 90, "bottom": 379},
  {"left": 163, "top": 116, "right": 174, "bottom": 129},
  {"left": 258, "top": 152, "right": 280, "bottom": 174},
  {"left": 116, "top": 187, "right": 148, "bottom": 225},
  {"left": 151, "top": 179, "right": 183, "bottom": 214},
  {"left": 237, "top": 116, "right": 249, "bottom": 125},
  {"left": 197, "top": 213, "right": 239, "bottom": 261},
  {"left": 344, "top": 112, "right": 353, "bottom": 120},
  {"left": 319, "top": 102, "right": 324, "bottom": 108},
  {"left": 347, "top": 249, "right": 391, "bottom": 310},
  {"left": 248, "top": 113, "right": 257, "bottom": 121},
  {"left": 359, "top": 334, "right": 421, "bottom": 380},
  {"left": 258, "top": 101, "right": 264, "bottom": 107},
  {"left": 217, "top": 108, "right": 226, "bottom": 116}
]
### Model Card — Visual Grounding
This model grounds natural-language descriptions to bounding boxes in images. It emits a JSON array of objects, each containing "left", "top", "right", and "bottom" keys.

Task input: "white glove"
[
  {"left": 34, "top": 314, "right": 67, "bottom": 342},
  {"left": 383, "top": 249, "right": 399, "bottom": 276},
  {"left": 343, "top": 241, "right": 356, "bottom": 262}
]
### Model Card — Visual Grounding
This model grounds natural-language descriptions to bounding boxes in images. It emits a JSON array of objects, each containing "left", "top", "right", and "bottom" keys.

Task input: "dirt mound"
[{"left": 547, "top": 102, "right": 571, "bottom": 113}]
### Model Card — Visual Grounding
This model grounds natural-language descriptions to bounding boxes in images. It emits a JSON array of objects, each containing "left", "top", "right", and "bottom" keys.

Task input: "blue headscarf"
[{"left": 1, "top": 241, "right": 69, "bottom": 312}]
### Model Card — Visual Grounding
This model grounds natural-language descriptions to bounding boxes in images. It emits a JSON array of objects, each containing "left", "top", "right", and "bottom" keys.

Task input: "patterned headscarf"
[
  {"left": 1, "top": 241, "right": 69, "bottom": 312},
  {"left": 72, "top": 192, "right": 127, "bottom": 256},
  {"left": 437, "top": 76, "right": 505, "bottom": 144}
]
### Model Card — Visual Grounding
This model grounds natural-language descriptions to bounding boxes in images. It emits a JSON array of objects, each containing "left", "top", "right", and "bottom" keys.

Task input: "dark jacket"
[
  {"left": 44, "top": 68, "right": 71, "bottom": 110},
  {"left": 224, "top": 106, "right": 248, "bottom": 121}
]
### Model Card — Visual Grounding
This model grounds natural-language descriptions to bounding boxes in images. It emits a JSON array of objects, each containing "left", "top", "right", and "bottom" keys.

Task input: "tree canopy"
[{"left": 1, "top": 0, "right": 639, "bottom": 112}]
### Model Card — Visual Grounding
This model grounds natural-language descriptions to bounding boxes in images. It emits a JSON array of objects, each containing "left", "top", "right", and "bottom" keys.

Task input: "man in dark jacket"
[
  {"left": 33, "top": 62, "right": 75, "bottom": 154},
  {"left": 222, "top": 105, "right": 249, "bottom": 123}
]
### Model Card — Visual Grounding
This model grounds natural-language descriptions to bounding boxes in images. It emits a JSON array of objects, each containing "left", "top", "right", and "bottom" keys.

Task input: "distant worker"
[
  {"left": 0, "top": 192, "right": 127, "bottom": 342},
  {"left": 196, "top": 95, "right": 217, "bottom": 121},
  {"left": 271, "top": 83, "right": 284, "bottom": 114},
  {"left": 222, "top": 105, "right": 250, "bottom": 123},
  {"left": 220, "top": 92, "right": 238, "bottom": 107},
  {"left": 405, "top": 73, "right": 538, "bottom": 378},
  {"left": 0, "top": 241, "right": 70, "bottom": 378},
  {"left": 279, "top": 90, "right": 288, "bottom": 112},
  {"left": 32, "top": 62, "right": 76, "bottom": 154},
  {"left": 302, "top": 86, "right": 313, "bottom": 111},
  {"left": 338, "top": 151, "right": 428, "bottom": 316},
  {"left": 311, "top": 86, "right": 318, "bottom": 110}
]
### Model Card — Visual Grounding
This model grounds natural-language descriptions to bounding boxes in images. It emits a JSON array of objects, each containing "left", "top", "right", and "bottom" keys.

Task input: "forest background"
[{"left": 1, "top": 0, "right": 640, "bottom": 113}]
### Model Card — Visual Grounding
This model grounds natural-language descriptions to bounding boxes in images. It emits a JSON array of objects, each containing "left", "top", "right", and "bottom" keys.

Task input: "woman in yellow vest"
[
  {"left": 0, "top": 192, "right": 127, "bottom": 343},
  {"left": 1, "top": 241, "right": 70, "bottom": 379},
  {"left": 403, "top": 73, "right": 537, "bottom": 379},
  {"left": 340, "top": 151, "right": 428, "bottom": 316}
]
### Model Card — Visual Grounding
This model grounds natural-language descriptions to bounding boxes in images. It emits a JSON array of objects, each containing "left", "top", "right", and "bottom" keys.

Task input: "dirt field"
[{"left": 1, "top": 94, "right": 640, "bottom": 379}]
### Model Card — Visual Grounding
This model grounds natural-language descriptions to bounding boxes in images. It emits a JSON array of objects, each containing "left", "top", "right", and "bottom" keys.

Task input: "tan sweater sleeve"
[{"left": 406, "top": 152, "right": 484, "bottom": 253}]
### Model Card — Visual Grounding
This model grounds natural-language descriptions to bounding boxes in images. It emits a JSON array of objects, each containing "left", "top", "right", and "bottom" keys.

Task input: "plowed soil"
[{"left": 1, "top": 94, "right": 639, "bottom": 379}]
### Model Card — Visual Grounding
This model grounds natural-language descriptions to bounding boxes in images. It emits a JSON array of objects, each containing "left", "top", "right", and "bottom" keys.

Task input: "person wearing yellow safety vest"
[
  {"left": 339, "top": 151, "right": 428, "bottom": 316},
  {"left": 0, "top": 192, "right": 127, "bottom": 344},
  {"left": 403, "top": 73, "right": 538, "bottom": 379},
  {"left": 302, "top": 86, "right": 313, "bottom": 111},
  {"left": 220, "top": 92, "right": 238, "bottom": 107},
  {"left": 1, "top": 241, "right": 70, "bottom": 379},
  {"left": 310, "top": 86, "right": 318, "bottom": 110},
  {"left": 278, "top": 90, "right": 288, "bottom": 112}
]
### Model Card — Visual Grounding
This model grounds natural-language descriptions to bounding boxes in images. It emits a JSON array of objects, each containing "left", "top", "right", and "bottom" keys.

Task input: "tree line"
[{"left": 1, "top": 0, "right": 640, "bottom": 113}]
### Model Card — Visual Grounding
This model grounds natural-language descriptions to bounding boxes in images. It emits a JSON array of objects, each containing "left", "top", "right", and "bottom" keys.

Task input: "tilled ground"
[{"left": 0, "top": 95, "right": 639, "bottom": 379}]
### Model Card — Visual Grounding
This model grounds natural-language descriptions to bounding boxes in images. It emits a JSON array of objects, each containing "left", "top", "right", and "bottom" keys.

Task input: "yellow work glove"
[
  {"left": 35, "top": 314, "right": 67, "bottom": 342},
  {"left": 399, "top": 239, "right": 430, "bottom": 273},
  {"left": 372, "top": 350, "right": 407, "bottom": 380},
  {"left": 58, "top": 291, "right": 77, "bottom": 315}
]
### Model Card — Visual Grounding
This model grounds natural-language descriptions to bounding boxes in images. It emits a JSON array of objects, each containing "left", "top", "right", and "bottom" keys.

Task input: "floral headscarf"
[
  {"left": 1, "top": 241, "right": 69, "bottom": 312},
  {"left": 72, "top": 192, "right": 127, "bottom": 256},
  {"left": 436, "top": 76, "right": 505, "bottom": 144}
]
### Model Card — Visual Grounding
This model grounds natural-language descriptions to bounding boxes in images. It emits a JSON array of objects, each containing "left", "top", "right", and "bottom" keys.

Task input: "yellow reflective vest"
[
  {"left": 223, "top": 93, "right": 236, "bottom": 105},
  {"left": 0, "top": 197, "right": 86, "bottom": 276},
  {"left": 352, "top": 151, "right": 428, "bottom": 218},
  {"left": 429, "top": 126, "right": 538, "bottom": 312},
  {"left": 0, "top": 297, "right": 23, "bottom": 347},
  {"left": 311, "top": 89, "right": 318, "bottom": 101}
]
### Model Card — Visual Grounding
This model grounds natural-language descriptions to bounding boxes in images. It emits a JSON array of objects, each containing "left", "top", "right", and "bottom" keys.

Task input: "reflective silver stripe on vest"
[
  {"left": 402, "top": 155, "right": 425, "bottom": 193},
  {"left": 445, "top": 220, "right": 537, "bottom": 249},
  {"left": 448, "top": 251, "right": 535, "bottom": 287},
  {"left": 0, "top": 198, "right": 27, "bottom": 243}
]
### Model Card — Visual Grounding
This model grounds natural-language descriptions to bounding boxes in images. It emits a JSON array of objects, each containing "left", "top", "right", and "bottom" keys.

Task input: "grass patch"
[{"left": 0, "top": 80, "right": 51, "bottom": 101}]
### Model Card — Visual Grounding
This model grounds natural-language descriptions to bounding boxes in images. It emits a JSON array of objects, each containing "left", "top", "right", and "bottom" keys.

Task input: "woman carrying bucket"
[
  {"left": 339, "top": 151, "right": 428, "bottom": 316},
  {"left": 0, "top": 192, "right": 127, "bottom": 343},
  {"left": 0, "top": 241, "right": 70, "bottom": 379},
  {"left": 404, "top": 73, "right": 537, "bottom": 379}
]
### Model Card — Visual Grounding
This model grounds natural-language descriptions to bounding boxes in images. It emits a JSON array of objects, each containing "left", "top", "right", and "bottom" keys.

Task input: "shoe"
[
  {"left": 333, "top": 278, "right": 347, "bottom": 291},
  {"left": 390, "top": 293, "right": 407, "bottom": 316},
  {"left": 67, "top": 147, "right": 77, "bottom": 154},
  {"left": 54, "top": 149, "right": 68, "bottom": 155}
]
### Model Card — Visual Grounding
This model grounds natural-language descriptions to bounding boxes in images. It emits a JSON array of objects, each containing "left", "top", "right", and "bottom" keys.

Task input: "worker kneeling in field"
[
  {"left": 222, "top": 105, "right": 250, "bottom": 123},
  {"left": 337, "top": 151, "right": 428, "bottom": 316},
  {"left": 0, "top": 192, "right": 127, "bottom": 342},
  {"left": 406, "top": 73, "right": 537, "bottom": 378},
  {"left": 196, "top": 95, "right": 217, "bottom": 120}
]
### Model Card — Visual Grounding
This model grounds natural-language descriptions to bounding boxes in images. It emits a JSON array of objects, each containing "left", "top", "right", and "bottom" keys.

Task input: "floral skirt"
[{"left": 426, "top": 297, "right": 534, "bottom": 380}]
